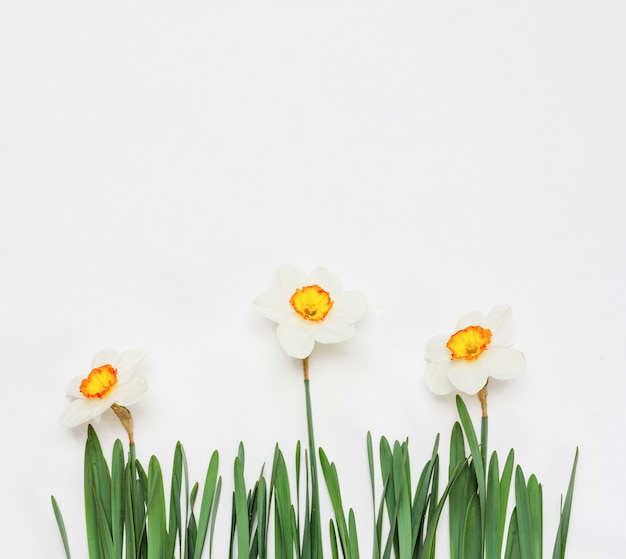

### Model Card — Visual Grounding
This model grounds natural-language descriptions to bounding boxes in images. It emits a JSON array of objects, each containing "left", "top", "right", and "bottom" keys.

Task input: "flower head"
[
  {"left": 60, "top": 348, "right": 147, "bottom": 427},
  {"left": 424, "top": 305, "right": 525, "bottom": 395},
  {"left": 254, "top": 265, "right": 367, "bottom": 359}
]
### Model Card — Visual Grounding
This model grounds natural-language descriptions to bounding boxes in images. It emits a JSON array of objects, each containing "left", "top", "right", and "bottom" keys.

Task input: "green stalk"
[{"left": 303, "top": 357, "right": 323, "bottom": 558}]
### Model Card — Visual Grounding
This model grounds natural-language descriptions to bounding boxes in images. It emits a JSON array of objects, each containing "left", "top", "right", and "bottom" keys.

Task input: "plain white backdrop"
[{"left": 1, "top": 1, "right": 624, "bottom": 557}]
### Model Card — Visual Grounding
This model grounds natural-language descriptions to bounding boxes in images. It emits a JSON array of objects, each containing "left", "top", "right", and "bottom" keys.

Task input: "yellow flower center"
[
  {"left": 289, "top": 284, "right": 334, "bottom": 322},
  {"left": 79, "top": 364, "right": 118, "bottom": 399},
  {"left": 446, "top": 325, "right": 493, "bottom": 361}
]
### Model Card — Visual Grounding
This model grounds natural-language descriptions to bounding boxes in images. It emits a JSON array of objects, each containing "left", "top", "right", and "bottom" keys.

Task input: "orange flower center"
[
  {"left": 79, "top": 364, "right": 118, "bottom": 399},
  {"left": 446, "top": 325, "right": 492, "bottom": 361},
  {"left": 289, "top": 284, "right": 334, "bottom": 322}
]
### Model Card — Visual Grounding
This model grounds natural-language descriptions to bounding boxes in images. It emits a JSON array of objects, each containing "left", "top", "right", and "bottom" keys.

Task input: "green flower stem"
[
  {"left": 478, "top": 382, "right": 489, "bottom": 465},
  {"left": 303, "top": 356, "right": 323, "bottom": 558}
]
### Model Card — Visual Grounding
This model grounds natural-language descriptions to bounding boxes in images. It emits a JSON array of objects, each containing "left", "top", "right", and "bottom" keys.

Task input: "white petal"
[
  {"left": 274, "top": 265, "right": 306, "bottom": 289},
  {"left": 92, "top": 348, "right": 119, "bottom": 367},
  {"left": 447, "top": 362, "right": 489, "bottom": 395},
  {"left": 331, "top": 291, "right": 367, "bottom": 324},
  {"left": 66, "top": 375, "right": 85, "bottom": 398},
  {"left": 314, "top": 317, "right": 355, "bottom": 344},
  {"left": 60, "top": 398, "right": 110, "bottom": 427},
  {"left": 425, "top": 362, "right": 455, "bottom": 395},
  {"left": 424, "top": 334, "right": 452, "bottom": 363},
  {"left": 276, "top": 322, "right": 316, "bottom": 358},
  {"left": 480, "top": 346, "right": 525, "bottom": 380},
  {"left": 307, "top": 267, "right": 342, "bottom": 295},
  {"left": 484, "top": 306, "right": 512, "bottom": 344},
  {"left": 114, "top": 349, "right": 147, "bottom": 381},
  {"left": 112, "top": 376, "right": 148, "bottom": 406},
  {"left": 253, "top": 288, "right": 295, "bottom": 323},
  {"left": 456, "top": 311, "right": 486, "bottom": 330}
]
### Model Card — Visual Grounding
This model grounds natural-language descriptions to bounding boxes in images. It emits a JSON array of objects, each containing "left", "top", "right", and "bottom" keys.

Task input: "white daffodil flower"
[
  {"left": 254, "top": 265, "right": 368, "bottom": 359},
  {"left": 60, "top": 348, "right": 147, "bottom": 427},
  {"left": 424, "top": 305, "right": 525, "bottom": 395}
]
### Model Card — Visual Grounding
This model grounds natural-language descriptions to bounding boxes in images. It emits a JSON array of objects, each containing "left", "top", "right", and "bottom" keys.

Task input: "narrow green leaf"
[
  {"left": 147, "top": 456, "right": 167, "bottom": 559},
  {"left": 367, "top": 432, "right": 381, "bottom": 559},
  {"left": 391, "top": 442, "right": 411, "bottom": 559},
  {"left": 485, "top": 452, "right": 502, "bottom": 559},
  {"left": 168, "top": 442, "right": 184, "bottom": 558},
  {"left": 448, "top": 422, "right": 467, "bottom": 559},
  {"left": 348, "top": 509, "right": 360, "bottom": 559},
  {"left": 270, "top": 448, "right": 294, "bottom": 559},
  {"left": 51, "top": 496, "right": 72, "bottom": 559},
  {"left": 461, "top": 494, "right": 481, "bottom": 559},
  {"left": 123, "top": 461, "right": 137, "bottom": 559},
  {"left": 194, "top": 451, "right": 220, "bottom": 559},
  {"left": 234, "top": 456, "right": 250, "bottom": 559},
  {"left": 499, "top": 449, "right": 515, "bottom": 540},
  {"left": 91, "top": 482, "right": 115, "bottom": 559},
  {"left": 552, "top": 448, "right": 578, "bottom": 559},
  {"left": 110, "top": 439, "right": 125, "bottom": 559},
  {"left": 84, "top": 426, "right": 105, "bottom": 559},
  {"left": 319, "top": 448, "right": 351, "bottom": 558},
  {"left": 527, "top": 475, "right": 543, "bottom": 559},
  {"left": 257, "top": 477, "right": 268, "bottom": 559},
  {"left": 421, "top": 457, "right": 467, "bottom": 559},
  {"left": 514, "top": 466, "right": 534, "bottom": 559},
  {"left": 504, "top": 508, "right": 521, "bottom": 559},
  {"left": 455, "top": 396, "right": 486, "bottom": 537},
  {"left": 329, "top": 519, "right": 339, "bottom": 559},
  {"left": 210, "top": 478, "right": 223, "bottom": 559}
]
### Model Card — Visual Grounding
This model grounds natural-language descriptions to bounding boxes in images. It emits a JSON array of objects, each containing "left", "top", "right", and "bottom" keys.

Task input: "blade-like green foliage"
[
  {"left": 51, "top": 496, "right": 72, "bottom": 559},
  {"left": 552, "top": 448, "right": 578, "bottom": 559}
]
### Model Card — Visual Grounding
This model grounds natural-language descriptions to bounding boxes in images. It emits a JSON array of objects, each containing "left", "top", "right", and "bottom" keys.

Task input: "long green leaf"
[
  {"left": 527, "top": 475, "right": 542, "bottom": 559},
  {"left": 514, "top": 466, "right": 534, "bottom": 559},
  {"left": 194, "top": 451, "right": 220, "bottom": 559},
  {"left": 448, "top": 422, "right": 467, "bottom": 559},
  {"left": 147, "top": 456, "right": 167, "bottom": 559},
  {"left": 234, "top": 456, "right": 250, "bottom": 559},
  {"left": 319, "top": 448, "right": 351, "bottom": 558},
  {"left": 552, "top": 448, "right": 578, "bottom": 559},
  {"left": 111, "top": 440, "right": 125, "bottom": 559},
  {"left": 485, "top": 452, "right": 501, "bottom": 559},
  {"left": 504, "top": 508, "right": 521, "bottom": 559},
  {"left": 51, "top": 496, "right": 72, "bottom": 559},
  {"left": 461, "top": 494, "right": 481, "bottom": 559},
  {"left": 455, "top": 396, "right": 486, "bottom": 539}
]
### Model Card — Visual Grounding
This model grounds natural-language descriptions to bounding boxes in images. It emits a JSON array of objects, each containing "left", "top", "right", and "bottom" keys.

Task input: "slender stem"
[
  {"left": 478, "top": 382, "right": 489, "bottom": 465},
  {"left": 303, "top": 356, "right": 322, "bottom": 557},
  {"left": 478, "top": 382, "right": 489, "bottom": 558}
]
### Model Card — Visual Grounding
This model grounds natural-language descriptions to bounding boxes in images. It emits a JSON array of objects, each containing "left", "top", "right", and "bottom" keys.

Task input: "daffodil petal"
[
  {"left": 424, "top": 334, "right": 452, "bottom": 362},
  {"left": 112, "top": 376, "right": 148, "bottom": 405},
  {"left": 60, "top": 398, "right": 110, "bottom": 427},
  {"left": 484, "top": 305, "right": 512, "bottom": 344},
  {"left": 314, "top": 316, "right": 355, "bottom": 344},
  {"left": 274, "top": 265, "right": 306, "bottom": 289},
  {"left": 447, "top": 362, "right": 490, "bottom": 395},
  {"left": 480, "top": 346, "right": 525, "bottom": 380},
  {"left": 114, "top": 349, "right": 147, "bottom": 381},
  {"left": 332, "top": 291, "right": 368, "bottom": 323},
  {"left": 66, "top": 375, "right": 85, "bottom": 398},
  {"left": 92, "top": 348, "right": 119, "bottom": 368},
  {"left": 253, "top": 289, "right": 295, "bottom": 323},
  {"left": 425, "top": 362, "right": 455, "bottom": 395},
  {"left": 308, "top": 267, "right": 342, "bottom": 295},
  {"left": 456, "top": 311, "right": 486, "bottom": 330},
  {"left": 277, "top": 321, "right": 316, "bottom": 359}
]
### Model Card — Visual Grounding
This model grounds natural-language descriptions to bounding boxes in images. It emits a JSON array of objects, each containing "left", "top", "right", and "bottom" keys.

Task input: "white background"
[{"left": 1, "top": 1, "right": 624, "bottom": 557}]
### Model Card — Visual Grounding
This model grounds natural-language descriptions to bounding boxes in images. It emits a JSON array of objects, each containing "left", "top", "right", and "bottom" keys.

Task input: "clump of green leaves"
[
  {"left": 449, "top": 396, "right": 578, "bottom": 559},
  {"left": 52, "top": 425, "right": 221, "bottom": 559}
]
